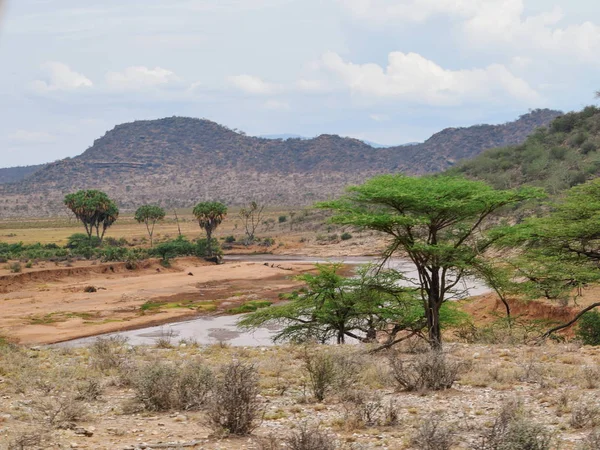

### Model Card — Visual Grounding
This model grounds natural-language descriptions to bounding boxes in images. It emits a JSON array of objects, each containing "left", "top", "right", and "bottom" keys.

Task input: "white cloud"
[
  {"left": 264, "top": 99, "right": 290, "bottom": 110},
  {"left": 369, "top": 114, "right": 390, "bottom": 122},
  {"left": 320, "top": 51, "right": 540, "bottom": 105},
  {"left": 105, "top": 66, "right": 180, "bottom": 90},
  {"left": 296, "top": 79, "right": 329, "bottom": 92},
  {"left": 339, "top": 0, "right": 600, "bottom": 63},
  {"left": 228, "top": 74, "right": 281, "bottom": 95},
  {"left": 30, "top": 62, "right": 93, "bottom": 93},
  {"left": 8, "top": 130, "right": 57, "bottom": 144}
]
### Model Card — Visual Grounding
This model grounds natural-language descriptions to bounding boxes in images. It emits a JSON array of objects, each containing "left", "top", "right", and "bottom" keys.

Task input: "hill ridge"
[{"left": 0, "top": 109, "right": 561, "bottom": 217}]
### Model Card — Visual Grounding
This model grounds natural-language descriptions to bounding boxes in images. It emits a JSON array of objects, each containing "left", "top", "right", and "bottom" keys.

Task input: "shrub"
[
  {"left": 228, "top": 300, "right": 272, "bottom": 314},
  {"left": 207, "top": 361, "right": 262, "bottom": 435},
  {"left": 303, "top": 351, "right": 337, "bottom": 402},
  {"left": 7, "top": 428, "right": 48, "bottom": 450},
  {"left": 278, "top": 215, "right": 287, "bottom": 223},
  {"left": 177, "top": 362, "right": 215, "bottom": 411},
  {"left": 577, "top": 311, "right": 600, "bottom": 345},
  {"left": 8, "top": 262, "right": 22, "bottom": 273},
  {"left": 195, "top": 238, "right": 223, "bottom": 258},
  {"left": 412, "top": 419, "right": 454, "bottom": 450},
  {"left": 570, "top": 402, "right": 600, "bottom": 429},
  {"left": 388, "top": 350, "right": 463, "bottom": 391},
  {"left": 340, "top": 232, "right": 352, "bottom": 241},
  {"left": 579, "top": 429, "right": 600, "bottom": 450},
  {"left": 67, "top": 233, "right": 101, "bottom": 258},
  {"left": 33, "top": 395, "right": 88, "bottom": 427},
  {"left": 225, "top": 235, "right": 236, "bottom": 243},
  {"left": 581, "top": 141, "right": 597, "bottom": 155},
  {"left": 89, "top": 336, "right": 129, "bottom": 372},
  {"left": 131, "top": 360, "right": 214, "bottom": 412},
  {"left": 473, "top": 400, "right": 553, "bottom": 450},
  {"left": 286, "top": 423, "right": 338, "bottom": 450},
  {"left": 75, "top": 378, "right": 103, "bottom": 401},
  {"left": 132, "top": 363, "right": 179, "bottom": 411}
]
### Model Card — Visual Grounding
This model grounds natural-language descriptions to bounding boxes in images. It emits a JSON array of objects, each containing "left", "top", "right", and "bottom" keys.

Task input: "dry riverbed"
[{"left": 0, "top": 257, "right": 323, "bottom": 345}]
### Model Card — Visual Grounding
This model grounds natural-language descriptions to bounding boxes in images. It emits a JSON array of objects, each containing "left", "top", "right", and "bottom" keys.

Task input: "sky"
[{"left": 1, "top": 0, "right": 600, "bottom": 168}]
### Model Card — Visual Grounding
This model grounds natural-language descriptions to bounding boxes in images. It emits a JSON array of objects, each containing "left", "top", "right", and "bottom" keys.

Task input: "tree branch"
[{"left": 539, "top": 302, "right": 600, "bottom": 341}]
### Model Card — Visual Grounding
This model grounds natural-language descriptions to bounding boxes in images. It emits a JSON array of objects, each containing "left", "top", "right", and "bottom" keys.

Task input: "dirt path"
[{"left": 0, "top": 257, "right": 317, "bottom": 345}]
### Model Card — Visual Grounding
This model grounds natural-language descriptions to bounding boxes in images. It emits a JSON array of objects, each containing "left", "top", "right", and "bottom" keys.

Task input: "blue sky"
[{"left": 1, "top": 0, "right": 599, "bottom": 167}]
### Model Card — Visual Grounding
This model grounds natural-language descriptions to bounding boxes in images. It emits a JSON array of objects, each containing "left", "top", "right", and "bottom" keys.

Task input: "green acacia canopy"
[
  {"left": 317, "top": 174, "right": 543, "bottom": 348},
  {"left": 135, "top": 205, "right": 166, "bottom": 247}
]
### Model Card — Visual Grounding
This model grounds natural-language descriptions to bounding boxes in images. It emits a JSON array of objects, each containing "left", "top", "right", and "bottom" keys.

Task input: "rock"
[
  {"left": 70, "top": 443, "right": 78, "bottom": 449},
  {"left": 74, "top": 426, "right": 94, "bottom": 437}
]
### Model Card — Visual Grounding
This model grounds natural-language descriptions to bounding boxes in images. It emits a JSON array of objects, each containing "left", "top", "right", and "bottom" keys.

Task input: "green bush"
[
  {"left": 195, "top": 238, "right": 222, "bottom": 258},
  {"left": 341, "top": 232, "right": 352, "bottom": 240},
  {"left": 66, "top": 233, "right": 101, "bottom": 249},
  {"left": 151, "top": 236, "right": 196, "bottom": 261},
  {"left": 278, "top": 215, "right": 287, "bottom": 223},
  {"left": 577, "top": 311, "right": 600, "bottom": 345},
  {"left": 8, "top": 262, "right": 22, "bottom": 273},
  {"left": 224, "top": 235, "right": 236, "bottom": 243}
]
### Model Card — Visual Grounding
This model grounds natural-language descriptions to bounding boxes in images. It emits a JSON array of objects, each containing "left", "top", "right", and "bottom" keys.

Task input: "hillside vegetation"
[
  {"left": 0, "top": 110, "right": 559, "bottom": 217},
  {"left": 453, "top": 106, "right": 600, "bottom": 194}
]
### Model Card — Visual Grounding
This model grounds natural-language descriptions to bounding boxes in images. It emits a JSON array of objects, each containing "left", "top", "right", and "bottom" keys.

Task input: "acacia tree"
[
  {"left": 193, "top": 201, "right": 227, "bottom": 256},
  {"left": 319, "top": 175, "right": 541, "bottom": 349},
  {"left": 239, "top": 201, "right": 265, "bottom": 243},
  {"left": 499, "top": 179, "right": 600, "bottom": 338},
  {"left": 134, "top": 205, "right": 166, "bottom": 247},
  {"left": 239, "top": 263, "right": 425, "bottom": 346},
  {"left": 64, "top": 190, "right": 119, "bottom": 244}
]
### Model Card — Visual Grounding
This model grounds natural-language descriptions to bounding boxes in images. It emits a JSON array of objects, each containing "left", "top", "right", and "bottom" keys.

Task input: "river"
[{"left": 59, "top": 255, "right": 489, "bottom": 347}]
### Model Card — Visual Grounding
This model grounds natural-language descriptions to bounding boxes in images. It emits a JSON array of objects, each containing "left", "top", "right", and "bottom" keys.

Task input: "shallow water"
[{"left": 60, "top": 255, "right": 489, "bottom": 348}]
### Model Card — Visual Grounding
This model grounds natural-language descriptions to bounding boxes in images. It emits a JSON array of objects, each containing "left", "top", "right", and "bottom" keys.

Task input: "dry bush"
[
  {"left": 89, "top": 335, "right": 129, "bottom": 372},
  {"left": 473, "top": 400, "right": 554, "bottom": 450},
  {"left": 411, "top": 418, "right": 454, "bottom": 450},
  {"left": 302, "top": 349, "right": 364, "bottom": 402},
  {"left": 257, "top": 424, "right": 338, "bottom": 450},
  {"left": 342, "top": 391, "right": 383, "bottom": 429},
  {"left": 580, "top": 366, "right": 600, "bottom": 389},
  {"left": 176, "top": 361, "right": 215, "bottom": 410},
  {"left": 206, "top": 361, "right": 263, "bottom": 435},
  {"left": 388, "top": 350, "right": 463, "bottom": 391},
  {"left": 570, "top": 401, "right": 600, "bottom": 429},
  {"left": 7, "top": 428, "right": 49, "bottom": 450},
  {"left": 578, "top": 429, "right": 600, "bottom": 450},
  {"left": 0, "top": 345, "right": 39, "bottom": 394},
  {"left": 303, "top": 351, "right": 337, "bottom": 402},
  {"left": 155, "top": 328, "right": 176, "bottom": 348},
  {"left": 286, "top": 423, "right": 339, "bottom": 450},
  {"left": 75, "top": 378, "right": 103, "bottom": 401},
  {"left": 131, "top": 360, "right": 214, "bottom": 412},
  {"left": 32, "top": 394, "right": 88, "bottom": 427}
]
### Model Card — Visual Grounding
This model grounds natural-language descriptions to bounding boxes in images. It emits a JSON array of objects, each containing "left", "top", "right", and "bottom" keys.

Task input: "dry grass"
[{"left": 2, "top": 341, "right": 600, "bottom": 449}]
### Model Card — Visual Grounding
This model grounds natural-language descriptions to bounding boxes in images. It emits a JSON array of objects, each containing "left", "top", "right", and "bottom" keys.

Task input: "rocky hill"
[
  {"left": 451, "top": 106, "right": 600, "bottom": 193},
  {"left": 0, "top": 164, "right": 45, "bottom": 184},
  {"left": 0, "top": 109, "right": 560, "bottom": 217}
]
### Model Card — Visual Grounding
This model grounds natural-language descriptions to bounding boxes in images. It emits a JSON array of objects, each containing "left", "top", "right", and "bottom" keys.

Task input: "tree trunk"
[
  {"left": 427, "top": 303, "right": 442, "bottom": 350},
  {"left": 206, "top": 228, "right": 213, "bottom": 257}
]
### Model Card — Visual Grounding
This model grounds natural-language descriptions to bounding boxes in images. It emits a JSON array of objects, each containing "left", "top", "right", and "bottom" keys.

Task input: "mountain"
[
  {"left": 260, "top": 134, "right": 397, "bottom": 148},
  {"left": 0, "top": 164, "right": 45, "bottom": 184},
  {"left": 0, "top": 109, "right": 561, "bottom": 217},
  {"left": 259, "top": 134, "right": 308, "bottom": 140},
  {"left": 451, "top": 106, "right": 600, "bottom": 193}
]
